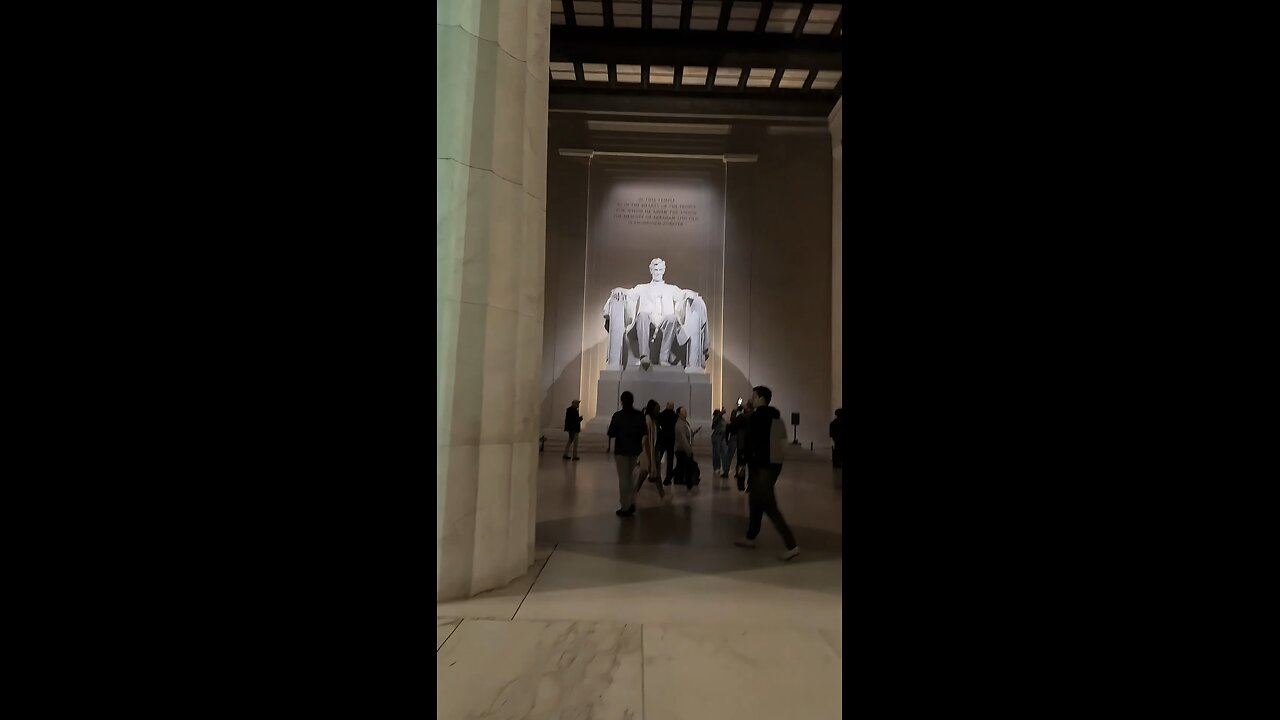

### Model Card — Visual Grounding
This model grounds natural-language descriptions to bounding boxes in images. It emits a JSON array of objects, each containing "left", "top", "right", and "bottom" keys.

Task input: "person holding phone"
[
  {"left": 730, "top": 399, "right": 753, "bottom": 490},
  {"left": 710, "top": 409, "right": 727, "bottom": 479}
]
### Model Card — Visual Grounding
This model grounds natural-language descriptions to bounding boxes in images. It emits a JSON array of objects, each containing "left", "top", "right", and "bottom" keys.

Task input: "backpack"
[{"left": 768, "top": 413, "right": 788, "bottom": 464}]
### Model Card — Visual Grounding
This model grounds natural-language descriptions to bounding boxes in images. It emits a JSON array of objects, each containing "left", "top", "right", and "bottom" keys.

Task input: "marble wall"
[
  {"left": 436, "top": 0, "right": 551, "bottom": 600},
  {"left": 541, "top": 118, "right": 836, "bottom": 447},
  {"left": 579, "top": 156, "right": 726, "bottom": 419}
]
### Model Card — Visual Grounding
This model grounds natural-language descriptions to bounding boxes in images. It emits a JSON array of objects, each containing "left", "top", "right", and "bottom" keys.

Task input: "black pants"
[
  {"left": 675, "top": 451, "right": 693, "bottom": 488},
  {"left": 831, "top": 441, "right": 841, "bottom": 468},
  {"left": 658, "top": 438, "right": 675, "bottom": 481},
  {"left": 746, "top": 465, "right": 796, "bottom": 550},
  {"left": 734, "top": 443, "right": 749, "bottom": 491}
]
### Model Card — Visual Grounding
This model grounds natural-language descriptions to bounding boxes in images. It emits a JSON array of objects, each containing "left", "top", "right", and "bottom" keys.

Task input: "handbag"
[{"left": 634, "top": 450, "right": 654, "bottom": 485}]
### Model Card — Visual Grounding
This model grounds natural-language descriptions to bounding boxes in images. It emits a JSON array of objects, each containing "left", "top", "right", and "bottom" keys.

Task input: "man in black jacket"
[
  {"left": 734, "top": 385, "right": 800, "bottom": 561},
  {"left": 562, "top": 400, "right": 582, "bottom": 460},
  {"left": 607, "top": 391, "right": 647, "bottom": 517},
  {"left": 657, "top": 401, "right": 678, "bottom": 485}
]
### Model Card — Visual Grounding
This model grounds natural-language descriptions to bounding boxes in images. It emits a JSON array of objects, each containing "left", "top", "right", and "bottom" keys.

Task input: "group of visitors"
[
  {"left": 604, "top": 385, "right": 800, "bottom": 562},
  {"left": 605, "top": 396, "right": 703, "bottom": 517}
]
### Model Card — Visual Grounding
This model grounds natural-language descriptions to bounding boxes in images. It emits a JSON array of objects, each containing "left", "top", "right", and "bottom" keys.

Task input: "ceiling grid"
[{"left": 550, "top": 0, "right": 843, "bottom": 117}]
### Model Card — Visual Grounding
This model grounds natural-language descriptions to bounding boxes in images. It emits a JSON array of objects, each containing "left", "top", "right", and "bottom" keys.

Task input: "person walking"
[
  {"left": 721, "top": 404, "right": 742, "bottom": 476},
  {"left": 829, "top": 408, "right": 844, "bottom": 469},
  {"left": 674, "top": 406, "right": 696, "bottom": 492},
  {"left": 562, "top": 399, "right": 582, "bottom": 460},
  {"left": 635, "top": 399, "right": 667, "bottom": 501},
  {"left": 606, "top": 391, "right": 647, "bottom": 517},
  {"left": 721, "top": 408, "right": 737, "bottom": 480},
  {"left": 727, "top": 404, "right": 742, "bottom": 476},
  {"left": 710, "top": 409, "right": 727, "bottom": 481},
  {"left": 657, "top": 401, "right": 677, "bottom": 485},
  {"left": 733, "top": 386, "right": 800, "bottom": 561}
]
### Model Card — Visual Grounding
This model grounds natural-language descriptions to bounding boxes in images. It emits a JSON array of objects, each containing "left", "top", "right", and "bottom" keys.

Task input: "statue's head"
[{"left": 649, "top": 258, "right": 666, "bottom": 282}]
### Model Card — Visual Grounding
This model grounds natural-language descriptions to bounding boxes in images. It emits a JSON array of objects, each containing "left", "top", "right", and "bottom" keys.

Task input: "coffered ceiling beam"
[{"left": 550, "top": 25, "right": 842, "bottom": 71}]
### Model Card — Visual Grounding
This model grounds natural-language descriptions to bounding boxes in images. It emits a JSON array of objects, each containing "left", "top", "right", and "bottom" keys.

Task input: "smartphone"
[{"left": 736, "top": 397, "right": 743, "bottom": 407}]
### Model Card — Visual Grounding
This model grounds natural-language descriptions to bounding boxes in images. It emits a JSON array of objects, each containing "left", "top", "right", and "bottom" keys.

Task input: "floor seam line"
[
  {"left": 438, "top": 618, "right": 463, "bottom": 653},
  {"left": 510, "top": 542, "right": 557, "bottom": 621},
  {"left": 640, "top": 623, "right": 647, "bottom": 719}
]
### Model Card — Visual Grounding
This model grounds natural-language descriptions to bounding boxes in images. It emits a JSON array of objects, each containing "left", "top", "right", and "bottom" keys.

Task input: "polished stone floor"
[{"left": 437, "top": 446, "right": 844, "bottom": 719}]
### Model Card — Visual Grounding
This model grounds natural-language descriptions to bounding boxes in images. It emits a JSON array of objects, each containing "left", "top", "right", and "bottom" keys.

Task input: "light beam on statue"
[{"left": 602, "top": 258, "right": 710, "bottom": 374}]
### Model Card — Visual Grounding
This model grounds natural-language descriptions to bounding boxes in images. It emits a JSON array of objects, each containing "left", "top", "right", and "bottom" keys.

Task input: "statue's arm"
[
  {"left": 694, "top": 294, "right": 709, "bottom": 356},
  {"left": 690, "top": 293, "right": 707, "bottom": 316},
  {"left": 604, "top": 288, "right": 629, "bottom": 333},
  {"left": 604, "top": 287, "right": 628, "bottom": 315},
  {"left": 625, "top": 289, "right": 639, "bottom": 331}
]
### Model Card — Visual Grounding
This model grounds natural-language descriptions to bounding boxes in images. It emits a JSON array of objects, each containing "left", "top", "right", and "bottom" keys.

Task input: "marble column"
[
  {"left": 829, "top": 99, "right": 843, "bottom": 416},
  {"left": 437, "top": 0, "right": 550, "bottom": 601},
  {"left": 722, "top": 157, "right": 757, "bottom": 406}
]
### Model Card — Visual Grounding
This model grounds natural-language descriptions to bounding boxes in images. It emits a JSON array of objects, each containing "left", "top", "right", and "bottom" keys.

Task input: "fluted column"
[
  {"left": 436, "top": 0, "right": 550, "bottom": 600},
  {"left": 829, "top": 98, "right": 842, "bottom": 416}
]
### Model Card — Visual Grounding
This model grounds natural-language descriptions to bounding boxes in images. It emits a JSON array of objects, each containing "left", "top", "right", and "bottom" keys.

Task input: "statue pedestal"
[{"left": 585, "top": 366, "right": 713, "bottom": 434}]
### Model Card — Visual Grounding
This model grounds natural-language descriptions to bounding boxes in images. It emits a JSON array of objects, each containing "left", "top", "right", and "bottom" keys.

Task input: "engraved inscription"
[{"left": 613, "top": 196, "right": 700, "bottom": 227}]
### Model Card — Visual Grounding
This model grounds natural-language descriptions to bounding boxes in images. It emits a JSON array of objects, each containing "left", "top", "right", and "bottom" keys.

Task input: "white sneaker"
[
  {"left": 734, "top": 539, "right": 757, "bottom": 549},
  {"left": 779, "top": 547, "right": 800, "bottom": 562}
]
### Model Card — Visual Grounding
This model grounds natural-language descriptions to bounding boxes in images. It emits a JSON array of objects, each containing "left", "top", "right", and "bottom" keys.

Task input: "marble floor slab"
[
  {"left": 513, "top": 543, "right": 842, "bottom": 632},
  {"left": 643, "top": 623, "right": 842, "bottom": 720},
  {"left": 437, "top": 617, "right": 461, "bottom": 651},
  {"left": 436, "top": 453, "right": 844, "bottom": 717},
  {"left": 436, "top": 545, "right": 556, "bottom": 620},
  {"left": 436, "top": 618, "right": 643, "bottom": 720}
]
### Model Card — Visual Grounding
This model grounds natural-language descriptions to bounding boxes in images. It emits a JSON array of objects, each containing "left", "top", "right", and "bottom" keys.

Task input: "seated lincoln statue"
[{"left": 602, "top": 258, "right": 709, "bottom": 372}]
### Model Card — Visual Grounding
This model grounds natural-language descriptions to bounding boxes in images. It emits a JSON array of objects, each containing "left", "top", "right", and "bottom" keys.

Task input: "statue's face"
[{"left": 649, "top": 260, "right": 665, "bottom": 283}]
